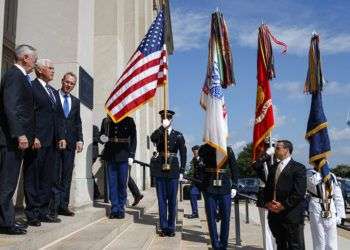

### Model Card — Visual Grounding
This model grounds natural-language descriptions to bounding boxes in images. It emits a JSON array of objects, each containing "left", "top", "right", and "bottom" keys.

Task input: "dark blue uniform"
[
  {"left": 150, "top": 126, "right": 186, "bottom": 235},
  {"left": 188, "top": 155, "right": 203, "bottom": 217},
  {"left": 100, "top": 116, "right": 136, "bottom": 218},
  {"left": 199, "top": 144, "right": 238, "bottom": 250}
]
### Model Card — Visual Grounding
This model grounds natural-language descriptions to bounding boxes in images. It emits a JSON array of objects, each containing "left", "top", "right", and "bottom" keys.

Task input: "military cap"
[
  {"left": 191, "top": 145, "right": 200, "bottom": 151},
  {"left": 159, "top": 109, "right": 175, "bottom": 119}
]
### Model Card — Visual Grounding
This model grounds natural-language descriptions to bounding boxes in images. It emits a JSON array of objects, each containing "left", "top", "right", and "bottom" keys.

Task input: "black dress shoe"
[
  {"left": 158, "top": 231, "right": 166, "bottom": 237},
  {"left": 58, "top": 208, "right": 75, "bottom": 216},
  {"left": 109, "top": 213, "right": 118, "bottom": 219},
  {"left": 132, "top": 195, "right": 144, "bottom": 206},
  {"left": 27, "top": 219, "right": 41, "bottom": 227},
  {"left": 166, "top": 232, "right": 176, "bottom": 237},
  {"left": 0, "top": 226, "right": 27, "bottom": 235},
  {"left": 40, "top": 215, "right": 61, "bottom": 223},
  {"left": 116, "top": 213, "right": 125, "bottom": 219},
  {"left": 15, "top": 222, "right": 29, "bottom": 229},
  {"left": 187, "top": 214, "right": 199, "bottom": 219}
]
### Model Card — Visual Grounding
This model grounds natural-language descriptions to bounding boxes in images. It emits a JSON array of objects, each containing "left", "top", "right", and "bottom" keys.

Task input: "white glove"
[
  {"left": 336, "top": 217, "right": 342, "bottom": 225},
  {"left": 266, "top": 147, "right": 275, "bottom": 156},
  {"left": 179, "top": 173, "right": 184, "bottom": 182},
  {"left": 162, "top": 119, "right": 170, "bottom": 128},
  {"left": 128, "top": 158, "right": 134, "bottom": 166},
  {"left": 100, "top": 134, "right": 108, "bottom": 143},
  {"left": 231, "top": 189, "right": 237, "bottom": 198}
]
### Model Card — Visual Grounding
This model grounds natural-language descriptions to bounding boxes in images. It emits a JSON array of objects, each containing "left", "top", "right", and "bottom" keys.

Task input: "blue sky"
[{"left": 166, "top": 0, "right": 350, "bottom": 167}]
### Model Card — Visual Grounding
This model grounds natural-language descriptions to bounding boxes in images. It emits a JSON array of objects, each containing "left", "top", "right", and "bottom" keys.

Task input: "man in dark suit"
[
  {"left": 150, "top": 110, "right": 187, "bottom": 237},
  {"left": 0, "top": 44, "right": 37, "bottom": 235},
  {"left": 53, "top": 72, "right": 83, "bottom": 217},
  {"left": 23, "top": 59, "right": 62, "bottom": 226},
  {"left": 262, "top": 140, "right": 306, "bottom": 250},
  {"left": 100, "top": 115, "right": 137, "bottom": 219},
  {"left": 198, "top": 144, "right": 238, "bottom": 250}
]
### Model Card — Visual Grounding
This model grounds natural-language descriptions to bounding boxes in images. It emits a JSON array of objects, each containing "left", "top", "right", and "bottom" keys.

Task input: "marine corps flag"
[
  {"left": 200, "top": 11, "right": 234, "bottom": 169},
  {"left": 305, "top": 34, "right": 332, "bottom": 198},
  {"left": 252, "top": 24, "right": 287, "bottom": 161}
]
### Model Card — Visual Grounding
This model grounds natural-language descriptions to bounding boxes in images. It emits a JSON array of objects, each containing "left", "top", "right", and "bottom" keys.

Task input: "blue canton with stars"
[{"left": 138, "top": 11, "right": 165, "bottom": 56}]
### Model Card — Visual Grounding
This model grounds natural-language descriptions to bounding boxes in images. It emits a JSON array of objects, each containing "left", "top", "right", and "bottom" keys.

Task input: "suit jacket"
[
  {"left": 31, "top": 79, "right": 61, "bottom": 147},
  {"left": 100, "top": 116, "right": 137, "bottom": 162},
  {"left": 264, "top": 158, "right": 306, "bottom": 224},
  {"left": 150, "top": 127, "right": 187, "bottom": 179},
  {"left": 199, "top": 144, "right": 238, "bottom": 195},
  {"left": 54, "top": 91, "right": 83, "bottom": 149},
  {"left": 0, "top": 65, "right": 35, "bottom": 148}
]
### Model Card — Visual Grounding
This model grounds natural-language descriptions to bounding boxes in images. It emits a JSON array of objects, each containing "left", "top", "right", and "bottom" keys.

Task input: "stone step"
[
  {"left": 0, "top": 206, "right": 106, "bottom": 250},
  {"left": 40, "top": 188, "right": 157, "bottom": 250}
]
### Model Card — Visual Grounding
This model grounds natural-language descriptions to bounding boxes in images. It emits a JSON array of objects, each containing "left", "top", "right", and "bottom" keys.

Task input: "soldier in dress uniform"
[
  {"left": 150, "top": 110, "right": 186, "bottom": 237},
  {"left": 186, "top": 145, "right": 203, "bottom": 219},
  {"left": 100, "top": 115, "right": 136, "bottom": 219},
  {"left": 198, "top": 144, "right": 238, "bottom": 250}
]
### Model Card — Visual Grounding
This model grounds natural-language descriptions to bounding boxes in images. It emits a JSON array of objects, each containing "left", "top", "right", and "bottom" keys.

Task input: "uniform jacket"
[
  {"left": 54, "top": 91, "right": 83, "bottom": 149},
  {"left": 198, "top": 144, "right": 238, "bottom": 195},
  {"left": 31, "top": 79, "right": 62, "bottom": 147},
  {"left": 264, "top": 158, "right": 307, "bottom": 224},
  {"left": 0, "top": 65, "right": 35, "bottom": 148},
  {"left": 189, "top": 156, "right": 204, "bottom": 187},
  {"left": 100, "top": 116, "right": 136, "bottom": 162},
  {"left": 307, "top": 169, "right": 345, "bottom": 219},
  {"left": 150, "top": 126, "right": 186, "bottom": 179}
]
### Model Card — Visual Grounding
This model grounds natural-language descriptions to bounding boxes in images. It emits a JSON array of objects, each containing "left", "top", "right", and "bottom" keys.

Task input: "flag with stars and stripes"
[{"left": 105, "top": 10, "right": 167, "bottom": 123}]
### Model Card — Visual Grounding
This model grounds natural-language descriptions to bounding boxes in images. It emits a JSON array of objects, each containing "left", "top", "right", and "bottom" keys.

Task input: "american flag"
[{"left": 105, "top": 11, "right": 167, "bottom": 123}]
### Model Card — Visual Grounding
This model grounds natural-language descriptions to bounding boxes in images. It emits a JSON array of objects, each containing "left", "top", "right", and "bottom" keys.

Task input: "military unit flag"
[{"left": 105, "top": 11, "right": 167, "bottom": 123}]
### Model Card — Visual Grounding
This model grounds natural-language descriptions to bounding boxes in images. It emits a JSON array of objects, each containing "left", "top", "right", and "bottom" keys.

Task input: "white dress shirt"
[{"left": 38, "top": 78, "right": 56, "bottom": 101}]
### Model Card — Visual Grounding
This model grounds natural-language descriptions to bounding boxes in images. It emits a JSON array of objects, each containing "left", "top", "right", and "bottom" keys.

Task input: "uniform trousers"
[
  {"left": 0, "top": 147, "right": 23, "bottom": 227},
  {"left": 107, "top": 161, "right": 128, "bottom": 215},
  {"left": 310, "top": 212, "right": 338, "bottom": 250},
  {"left": 203, "top": 192, "right": 231, "bottom": 250},
  {"left": 189, "top": 185, "right": 200, "bottom": 215},
  {"left": 258, "top": 207, "right": 277, "bottom": 250},
  {"left": 155, "top": 177, "right": 178, "bottom": 233}
]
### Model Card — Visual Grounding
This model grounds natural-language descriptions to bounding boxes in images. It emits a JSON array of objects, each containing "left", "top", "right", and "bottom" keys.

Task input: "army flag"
[
  {"left": 305, "top": 34, "right": 332, "bottom": 194},
  {"left": 105, "top": 11, "right": 167, "bottom": 123},
  {"left": 200, "top": 11, "right": 234, "bottom": 169},
  {"left": 252, "top": 24, "right": 287, "bottom": 161}
]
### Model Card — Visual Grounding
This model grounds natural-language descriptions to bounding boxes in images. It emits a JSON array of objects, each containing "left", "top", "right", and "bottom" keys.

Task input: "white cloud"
[
  {"left": 330, "top": 127, "right": 350, "bottom": 141},
  {"left": 324, "top": 81, "right": 350, "bottom": 96},
  {"left": 231, "top": 140, "right": 247, "bottom": 152},
  {"left": 235, "top": 24, "right": 350, "bottom": 56},
  {"left": 273, "top": 105, "right": 287, "bottom": 127},
  {"left": 171, "top": 9, "right": 209, "bottom": 51}
]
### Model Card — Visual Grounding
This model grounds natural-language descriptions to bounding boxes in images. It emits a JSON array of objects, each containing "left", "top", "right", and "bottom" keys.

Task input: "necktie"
[
  {"left": 46, "top": 85, "right": 56, "bottom": 104},
  {"left": 273, "top": 162, "right": 284, "bottom": 200},
  {"left": 63, "top": 94, "right": 70, "bottom": 118},
  {"left": 26, "top": 75, "right": 32, "bottom": 86}
]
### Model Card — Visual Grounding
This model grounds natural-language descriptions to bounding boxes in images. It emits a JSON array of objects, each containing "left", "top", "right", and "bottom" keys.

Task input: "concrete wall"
[{"left": 0, "top": 0, "right": 5, "bottom": 73}]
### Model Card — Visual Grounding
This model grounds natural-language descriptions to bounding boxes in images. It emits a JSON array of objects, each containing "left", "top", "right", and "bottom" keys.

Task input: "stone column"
[
  {"left": 0, "top": 0, "right": 5, "bottom": 73},
  {"left": 16, "top": 0, "right": 95, "bottom": 208}
]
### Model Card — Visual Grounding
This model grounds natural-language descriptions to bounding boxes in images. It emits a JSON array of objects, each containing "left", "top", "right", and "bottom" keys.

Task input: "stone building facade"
[{"left": 0, "top": 0, "right": 173, "bottom": 208}]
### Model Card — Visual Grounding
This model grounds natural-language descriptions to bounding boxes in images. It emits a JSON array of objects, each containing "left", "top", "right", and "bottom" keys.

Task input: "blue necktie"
[
  {"left": 63, "top": 94, "right": 70, "bottom": 118},
  {"left": 26, "top": 75, "right": 32, "bottom": 86}
]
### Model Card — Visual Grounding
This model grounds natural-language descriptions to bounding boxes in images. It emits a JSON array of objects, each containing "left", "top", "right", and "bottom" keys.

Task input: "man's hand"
[
  {"left": 58, "top": 139, "right": 67, "bottom": 150},
  {"left": 162, "top": 119, "right": 170, "bottom": 128},
  {"left": 179, "top": 173, "right": 184, "bottom": 182},
  {"left": 32, "top": 138, "right": 41, "bottom": 149},
  {"left": 271, "top": 200, "right": 285, "bottom": 213},
  {"left": 128, "top": 158, "right": 134, "bottom": 166},
  {"left": 18, "top": 135, "right": 29, "bottom": 150},
  {"left": 76, "top": 142, "right": 83, "bottom": 153},
  {"left": 231, "top": 189, "right": 237, "bottom": 199}
]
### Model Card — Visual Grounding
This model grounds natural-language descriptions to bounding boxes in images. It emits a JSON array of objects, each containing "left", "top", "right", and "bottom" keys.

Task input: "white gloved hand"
[
  {"left": 179, "top": 173, "right": 184, "bottom": 182},
  {"left": 266, "top": 147, "right": 275, "bottom": 156},
  {"left": 162, "top": 119, "right": 170, "bottom": 128},
  {"left": 128, "top": 158, "right": 134, "bottom": 166},
  {"left": 336, "top": 217, "right": 342, "bottom": 225},
  {"left": 100, "top": 134, "right": 108, "bottom": 143},
  {"left": 231, "top": 189, "right": 237, "bottom": 199}
]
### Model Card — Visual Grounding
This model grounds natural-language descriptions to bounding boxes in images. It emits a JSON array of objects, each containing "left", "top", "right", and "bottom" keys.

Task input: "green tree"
[
  {"left": 331, "top": 164, "right": 350, "bottom": 178},
  {"left": 236, "top": 143, "right": 256, "bottom": 178}
]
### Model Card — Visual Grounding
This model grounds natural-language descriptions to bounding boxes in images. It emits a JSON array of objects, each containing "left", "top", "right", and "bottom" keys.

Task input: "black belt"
[
  {"left": 205, "top": 168, "right": 230, "bottom": 174},
  {"left": 108, "top": 137, "right": 130, "bottom": 143}
]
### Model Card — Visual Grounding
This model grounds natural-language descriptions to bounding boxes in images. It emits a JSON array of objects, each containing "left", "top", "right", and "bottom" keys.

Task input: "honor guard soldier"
[
  {"left": 307, "top": 168, "right": 345, "bottom": 250},
  {"left": 150, "top": 110, "right": 186, "bottom": 237},
  {"left": 198, "top": 144, "right": 238, "bottom": 250},
  {"left": 186, "top": 145, "right": 203, "bottom": 219},
  {"left": 100, "top": 115, "right": 136, "bottom": 219}
]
